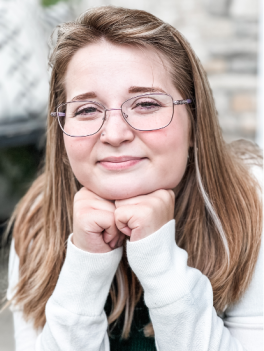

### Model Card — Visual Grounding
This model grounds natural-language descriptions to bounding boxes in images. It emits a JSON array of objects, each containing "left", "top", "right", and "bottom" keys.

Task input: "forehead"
[{"left": 64, "top": 40, "right": 176, "bottom": 101}]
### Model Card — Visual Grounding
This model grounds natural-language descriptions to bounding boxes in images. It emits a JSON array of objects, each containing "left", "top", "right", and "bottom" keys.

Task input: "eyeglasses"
[{"left": 51, "top": 93, "right": 192, "bottom": 137}]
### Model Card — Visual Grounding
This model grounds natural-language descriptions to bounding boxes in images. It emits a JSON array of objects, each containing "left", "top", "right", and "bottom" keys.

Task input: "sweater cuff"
[
  {"left": 126, "top": 220, "right": 202, "bottom": 309},
  {"left": 51, "top": 233, "right": 123, "bottom": 316}
]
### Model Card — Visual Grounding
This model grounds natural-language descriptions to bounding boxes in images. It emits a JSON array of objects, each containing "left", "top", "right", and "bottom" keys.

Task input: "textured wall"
[{"left": 77, "top": 0, "right": 260, "bottom": 143}]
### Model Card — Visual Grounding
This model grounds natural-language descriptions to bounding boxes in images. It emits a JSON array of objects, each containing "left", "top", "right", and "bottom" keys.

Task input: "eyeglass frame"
[{"left": 50, "top": 92, "right": 192, "bottom": 137}]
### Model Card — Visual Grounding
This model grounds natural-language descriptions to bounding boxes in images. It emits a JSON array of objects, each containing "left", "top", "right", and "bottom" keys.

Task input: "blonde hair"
[{"left": 6, "top": 6, "right": 262, "bottom": 339}]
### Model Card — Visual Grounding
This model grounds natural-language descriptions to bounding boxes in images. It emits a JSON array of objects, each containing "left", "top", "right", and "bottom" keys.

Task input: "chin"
[
  {"left": 87, "top": 179, "right": 154, "bottom": 200},
  {"left": 97, "top": 186, "right": 145, "bottom": 201}
]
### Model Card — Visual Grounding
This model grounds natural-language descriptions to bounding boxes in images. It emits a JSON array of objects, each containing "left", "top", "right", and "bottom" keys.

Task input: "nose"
[{"left": 100, "top": 108, "right": 135, "bottom": 146}]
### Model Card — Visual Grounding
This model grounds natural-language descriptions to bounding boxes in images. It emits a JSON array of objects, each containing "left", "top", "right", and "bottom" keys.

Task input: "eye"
[
  {"left": 72, "top": 103, "right": 104, "bottom": 119},
  {"left": 134, "top": 101, "right": 161, "bottom": 109},
  {"left": 131, "top": 98, "right": 163, "bottom": 113},
  {"left": 75, "top": 106, "right": 99, "bottom": 116}
]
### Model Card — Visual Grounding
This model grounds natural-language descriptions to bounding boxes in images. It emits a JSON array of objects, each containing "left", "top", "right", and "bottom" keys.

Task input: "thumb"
[
  {"left": 117, "top": 225, "right": 132, "bottom": 237},
  {"left": 115, "top": 206, "right": 134, "bottom": 237}
]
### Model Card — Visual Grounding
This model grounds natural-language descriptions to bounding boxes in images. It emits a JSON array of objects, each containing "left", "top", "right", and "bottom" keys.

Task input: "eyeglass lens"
[{"left": 57, "top": 94, "right": 174, "bottom": 137}]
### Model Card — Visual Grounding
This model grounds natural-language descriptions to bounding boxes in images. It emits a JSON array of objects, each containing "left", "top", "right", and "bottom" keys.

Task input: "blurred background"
[{"left": 0, "top": 0, "right": 262, "bottom": 349}]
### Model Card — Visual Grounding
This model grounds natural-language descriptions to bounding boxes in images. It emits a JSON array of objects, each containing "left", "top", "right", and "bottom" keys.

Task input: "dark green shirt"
[{"left": 104, "top": 294, "right": 157, "bottom": 351}]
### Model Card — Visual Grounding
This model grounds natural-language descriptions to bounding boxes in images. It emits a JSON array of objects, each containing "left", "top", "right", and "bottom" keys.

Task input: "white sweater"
[{"left": 7, "top": 165, "right": 263, "bottom": 351}]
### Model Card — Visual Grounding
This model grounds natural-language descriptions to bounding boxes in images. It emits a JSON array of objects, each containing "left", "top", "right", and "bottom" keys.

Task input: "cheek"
[
  {"left": 144, "top": 119, "right": 189, "bottom": 157},
  {"left": 142, "top": 117, "right": 189, "bottom": 186},
  {"left": 63, "top": 136, "right": 96, "bottom": 176}
]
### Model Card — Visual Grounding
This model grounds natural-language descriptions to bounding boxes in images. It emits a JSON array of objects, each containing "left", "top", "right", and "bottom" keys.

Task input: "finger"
[
  {"left": 76, "top": 198, "right": 116, "bottom": 213},
  {"left": 115, "top": 189, "right": 169, "bottom": 208},
  {"left": 88, "top": 210, "right": 118, "bottom": 241},
  {"left": 117, "top": 225, "right": 132, "bottom": 237},
  {"left": 88, "top": 199, "right": 116, "bottom": 212},
  {"left": 115, "top": 194, "right": 147, "bottom": 208},
  {"left": 78, "top": 187, "right": 105, "bottom": 201},
  {"left": 102, "top": 227, "right": 119, "bottom": 244},
  {"left": 108, "top": 235, "right": 120, "bottom": 249},
  {"left": 109, "top": 232, "right": 127, "bottom": 249},
  {"left": 76, "top": 188, "right": 116, "bottom": 211},
  {"left": 75, "top": 187, "right": 102, "bottom": 202},
  {"left": 114, "top": 206, "right": 135, "bottom": 236}
]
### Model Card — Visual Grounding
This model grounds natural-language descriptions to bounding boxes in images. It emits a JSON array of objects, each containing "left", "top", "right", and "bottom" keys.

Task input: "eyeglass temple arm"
[
  {"left": 50, "top": 112, "right": 65, "bottom": 117},
  {"left": 173, "top": 99, "right": 192, "bottom": 105}
]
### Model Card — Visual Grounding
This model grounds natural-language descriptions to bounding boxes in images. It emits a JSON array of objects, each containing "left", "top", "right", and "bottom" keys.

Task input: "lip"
[
  {"left": 98, "top": 156, "right": 146, "bottom": 170},
  {"left": 99, "top": 156, "right": 145, "bottom": 162}
]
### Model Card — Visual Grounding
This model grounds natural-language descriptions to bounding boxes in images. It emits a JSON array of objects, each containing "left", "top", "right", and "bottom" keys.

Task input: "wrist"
[
  {"left": 72, "top": 233, "right": 112, "bottom": 253},
  {"left": 126, "top": 220, "right": 199, "bottom": 308},
  {"left": 51, "top": 233, "right": 123, "bottom": 316}
]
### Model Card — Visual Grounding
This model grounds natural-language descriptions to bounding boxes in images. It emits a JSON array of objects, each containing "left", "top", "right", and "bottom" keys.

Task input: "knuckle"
[
  {"left": 114, "top": 207, "right": 122, "bottom": 220},
  {"left": 152, "top": 190, "right": 175, "bottom": 210},
  {"left": 169, "top": 190, "right": 175, "bottom": 202},
  {"left": 164, "top": 191, "right": 171, "bottom": 203},
  {"left": 141, "top": 204, "right": 154, "bottom": 218},
  {"left": 151, "top": 195, "right": 164, "bottom": 209},
  {"left": 73, "top": 190, "right": 81, "bottom": 203},
  {"left": 107, "top": 201, "right": 116, "bottom": 212},
  {"left": 74, "top": 210, "right": 90, "bottom": 229},
  {"left": 74, "top": 187, "right": 90, "bottom": 203},
  {"left": 108, "top": 214, "right": 116, "bottom": 227},
  {"left": 160, "top": 189, "right": 174, "bottom": 202},
  {"left": 154, "top": 189, "right": 167, "bottom": 201},
  {"left": 74, "top": 207, "right": 85, "bottom": 220}
]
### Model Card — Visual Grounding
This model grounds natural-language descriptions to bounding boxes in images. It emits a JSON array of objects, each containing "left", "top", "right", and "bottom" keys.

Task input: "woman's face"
[{"left": 63, "top": 40, "right": 192, "bottom": 200}]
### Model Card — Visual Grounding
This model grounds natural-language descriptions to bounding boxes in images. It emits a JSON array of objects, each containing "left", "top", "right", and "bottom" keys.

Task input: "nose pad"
[
  {"left": 100, "top": 108, "right": 134, "bottom": 143},
  {"left": 104, "top": 108, "right": 128, "bottom": 123}
]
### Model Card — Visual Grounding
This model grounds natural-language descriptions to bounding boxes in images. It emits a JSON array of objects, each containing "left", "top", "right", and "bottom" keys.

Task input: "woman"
[{"left": 5, "top": 6, "right": 263, "bottom": 351}]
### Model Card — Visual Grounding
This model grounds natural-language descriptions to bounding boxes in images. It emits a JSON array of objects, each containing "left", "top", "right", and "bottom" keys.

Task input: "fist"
[
  {"left": 72, "top": 188, "right": 126, "bottom": 253},
  {"left": 115, "top": 189, "right": 175, "bottom": 242}
]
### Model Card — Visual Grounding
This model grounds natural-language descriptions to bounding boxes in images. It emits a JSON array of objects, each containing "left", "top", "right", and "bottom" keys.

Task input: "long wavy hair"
[{"left": 5, "top": 6, "right": 262, "bottom": 339}]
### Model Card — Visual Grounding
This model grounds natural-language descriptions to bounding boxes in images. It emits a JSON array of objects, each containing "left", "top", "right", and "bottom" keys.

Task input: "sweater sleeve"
[
  {"left": 126, "top": 219, "right": 263, "bottom": 351},
  {"left": 7, "top": 234, "right": 123, "bottom": 351}
]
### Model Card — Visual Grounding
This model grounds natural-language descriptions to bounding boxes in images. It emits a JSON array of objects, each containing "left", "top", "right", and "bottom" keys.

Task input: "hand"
[
  {"left": 114, "top": 189, "right": 175, "bottom": 242},
  {"left": 72, "top": 188, "right": 126, "bottom": 253}
]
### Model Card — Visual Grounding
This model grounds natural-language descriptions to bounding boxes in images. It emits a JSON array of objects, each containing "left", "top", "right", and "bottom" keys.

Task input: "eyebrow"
[
  {"left": 72, "top": 92, "right": 97, "bottom": 101},
  {"left": 71, "top": 86, "right": 167, "bottom": 101},
  {"left": 128, "top": 86, "right": 167, "bottom": 94}
]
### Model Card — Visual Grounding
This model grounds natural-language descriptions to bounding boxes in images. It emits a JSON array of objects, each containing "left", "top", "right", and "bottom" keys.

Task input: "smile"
[{"left": 98, "top": 156, "right": 146, "bottom": 170}]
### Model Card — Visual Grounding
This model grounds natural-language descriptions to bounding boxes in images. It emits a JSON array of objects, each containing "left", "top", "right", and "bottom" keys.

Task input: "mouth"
[{"left": 98, "top": 156, "right": 146, "bottom": 170}]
